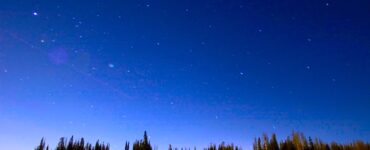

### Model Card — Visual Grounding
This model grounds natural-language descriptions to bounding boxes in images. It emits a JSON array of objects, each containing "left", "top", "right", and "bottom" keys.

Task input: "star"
[{"left": 33, "top": 12, "right": 38, "bottom": 16}]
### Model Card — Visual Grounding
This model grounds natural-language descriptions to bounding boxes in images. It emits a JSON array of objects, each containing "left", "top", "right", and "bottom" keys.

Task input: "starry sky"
[{"left": 0, "top": 0, "right": 370, "bottom": 150}]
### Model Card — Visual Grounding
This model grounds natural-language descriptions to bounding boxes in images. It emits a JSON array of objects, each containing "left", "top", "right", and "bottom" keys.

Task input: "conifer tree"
[
  {"left": 35, "top": 138, "right": 46, "bottom": 150},
  {"left": 308, "top": 137, "right": 314, "bottom": 150},
  {"left": 79, "top": 138, "right": 85, "bottom": 150},
  {"left": 143, "top": 131, "right": 152, "bottom": 150},
  {"left": 169, "top": 144, "right": 173, "bottom": 150},
  {"left": 34, "top": 131, "right": 370, "bottom": 150},
  {"left": 133, "top": 131, "right": 153, "bottom": 150},
  {"left": 262, "top": 134, "right": 270, "bottom": 150},
  {"left": 67, "top": 136, "right": 74, "bottom": 150},
  {"left": 257, "top": 138, "right": 262, "bottom": 150},
  {"left": 57, "top": 137, "right": 66, "bottom": 150},
  {"left": 125, "top": 141, "right": 130, "bottom": 150},
  {"left": 269, "top": 134, "right": 279, "bottom": 150}
]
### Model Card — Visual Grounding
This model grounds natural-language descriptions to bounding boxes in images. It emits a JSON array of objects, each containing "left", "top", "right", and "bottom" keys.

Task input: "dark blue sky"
[{"left": 0, "top": 0, "right": 370, "bottom": 149}]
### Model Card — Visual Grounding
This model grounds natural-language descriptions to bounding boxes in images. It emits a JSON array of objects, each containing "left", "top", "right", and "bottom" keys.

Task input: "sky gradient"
[{"left": 0, "top": 0, "right": 370, "bottom": 150}]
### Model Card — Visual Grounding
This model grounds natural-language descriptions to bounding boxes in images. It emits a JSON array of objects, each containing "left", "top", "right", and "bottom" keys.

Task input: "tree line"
[
  {"left": 253, "top": 132, "right": 370, "bottom": 150},
  {"left": 35, "top": 131, "right": 370, "bottom": 150}
]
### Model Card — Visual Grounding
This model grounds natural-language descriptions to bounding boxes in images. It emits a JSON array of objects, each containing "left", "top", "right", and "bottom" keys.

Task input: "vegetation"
[
  {"left": 35, "top": 136, "right": 109, "bottom": 150},
  {"left": 35, "top": 131, "right": 370, "bottom": 150},
  {"left": 253, "top": 132, "right": 370, "bottom": 150},
  {"left": 205, "top": 142, "right": 242, "bottom": 150},
  {"left": 133, "top": 131, "right": 152, "bottom": 150}
]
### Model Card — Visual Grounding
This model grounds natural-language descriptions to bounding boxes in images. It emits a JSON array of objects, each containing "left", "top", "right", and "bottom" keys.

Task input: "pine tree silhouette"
[
  {"left": 269, "top": 134, "right": 279, "bottom": 150},
  {"left": 34, "top": 131, "right": 370, "bottom": 150},
  {"left": 169, "top": 144, "right": 173, "bottom": 150},
  {"left": 35, "top": 138, "right": 46, "bottom": 150},
  {"left": 125, "top": 141, "right": 130, "bottom": 150},
  {"left": 133, "top": 131, "right": 153, "bottom": 150}
]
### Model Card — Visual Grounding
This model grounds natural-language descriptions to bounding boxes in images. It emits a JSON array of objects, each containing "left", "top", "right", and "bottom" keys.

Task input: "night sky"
[{"left": 1, "top": 0, "right": 370, "bottom": 149}]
